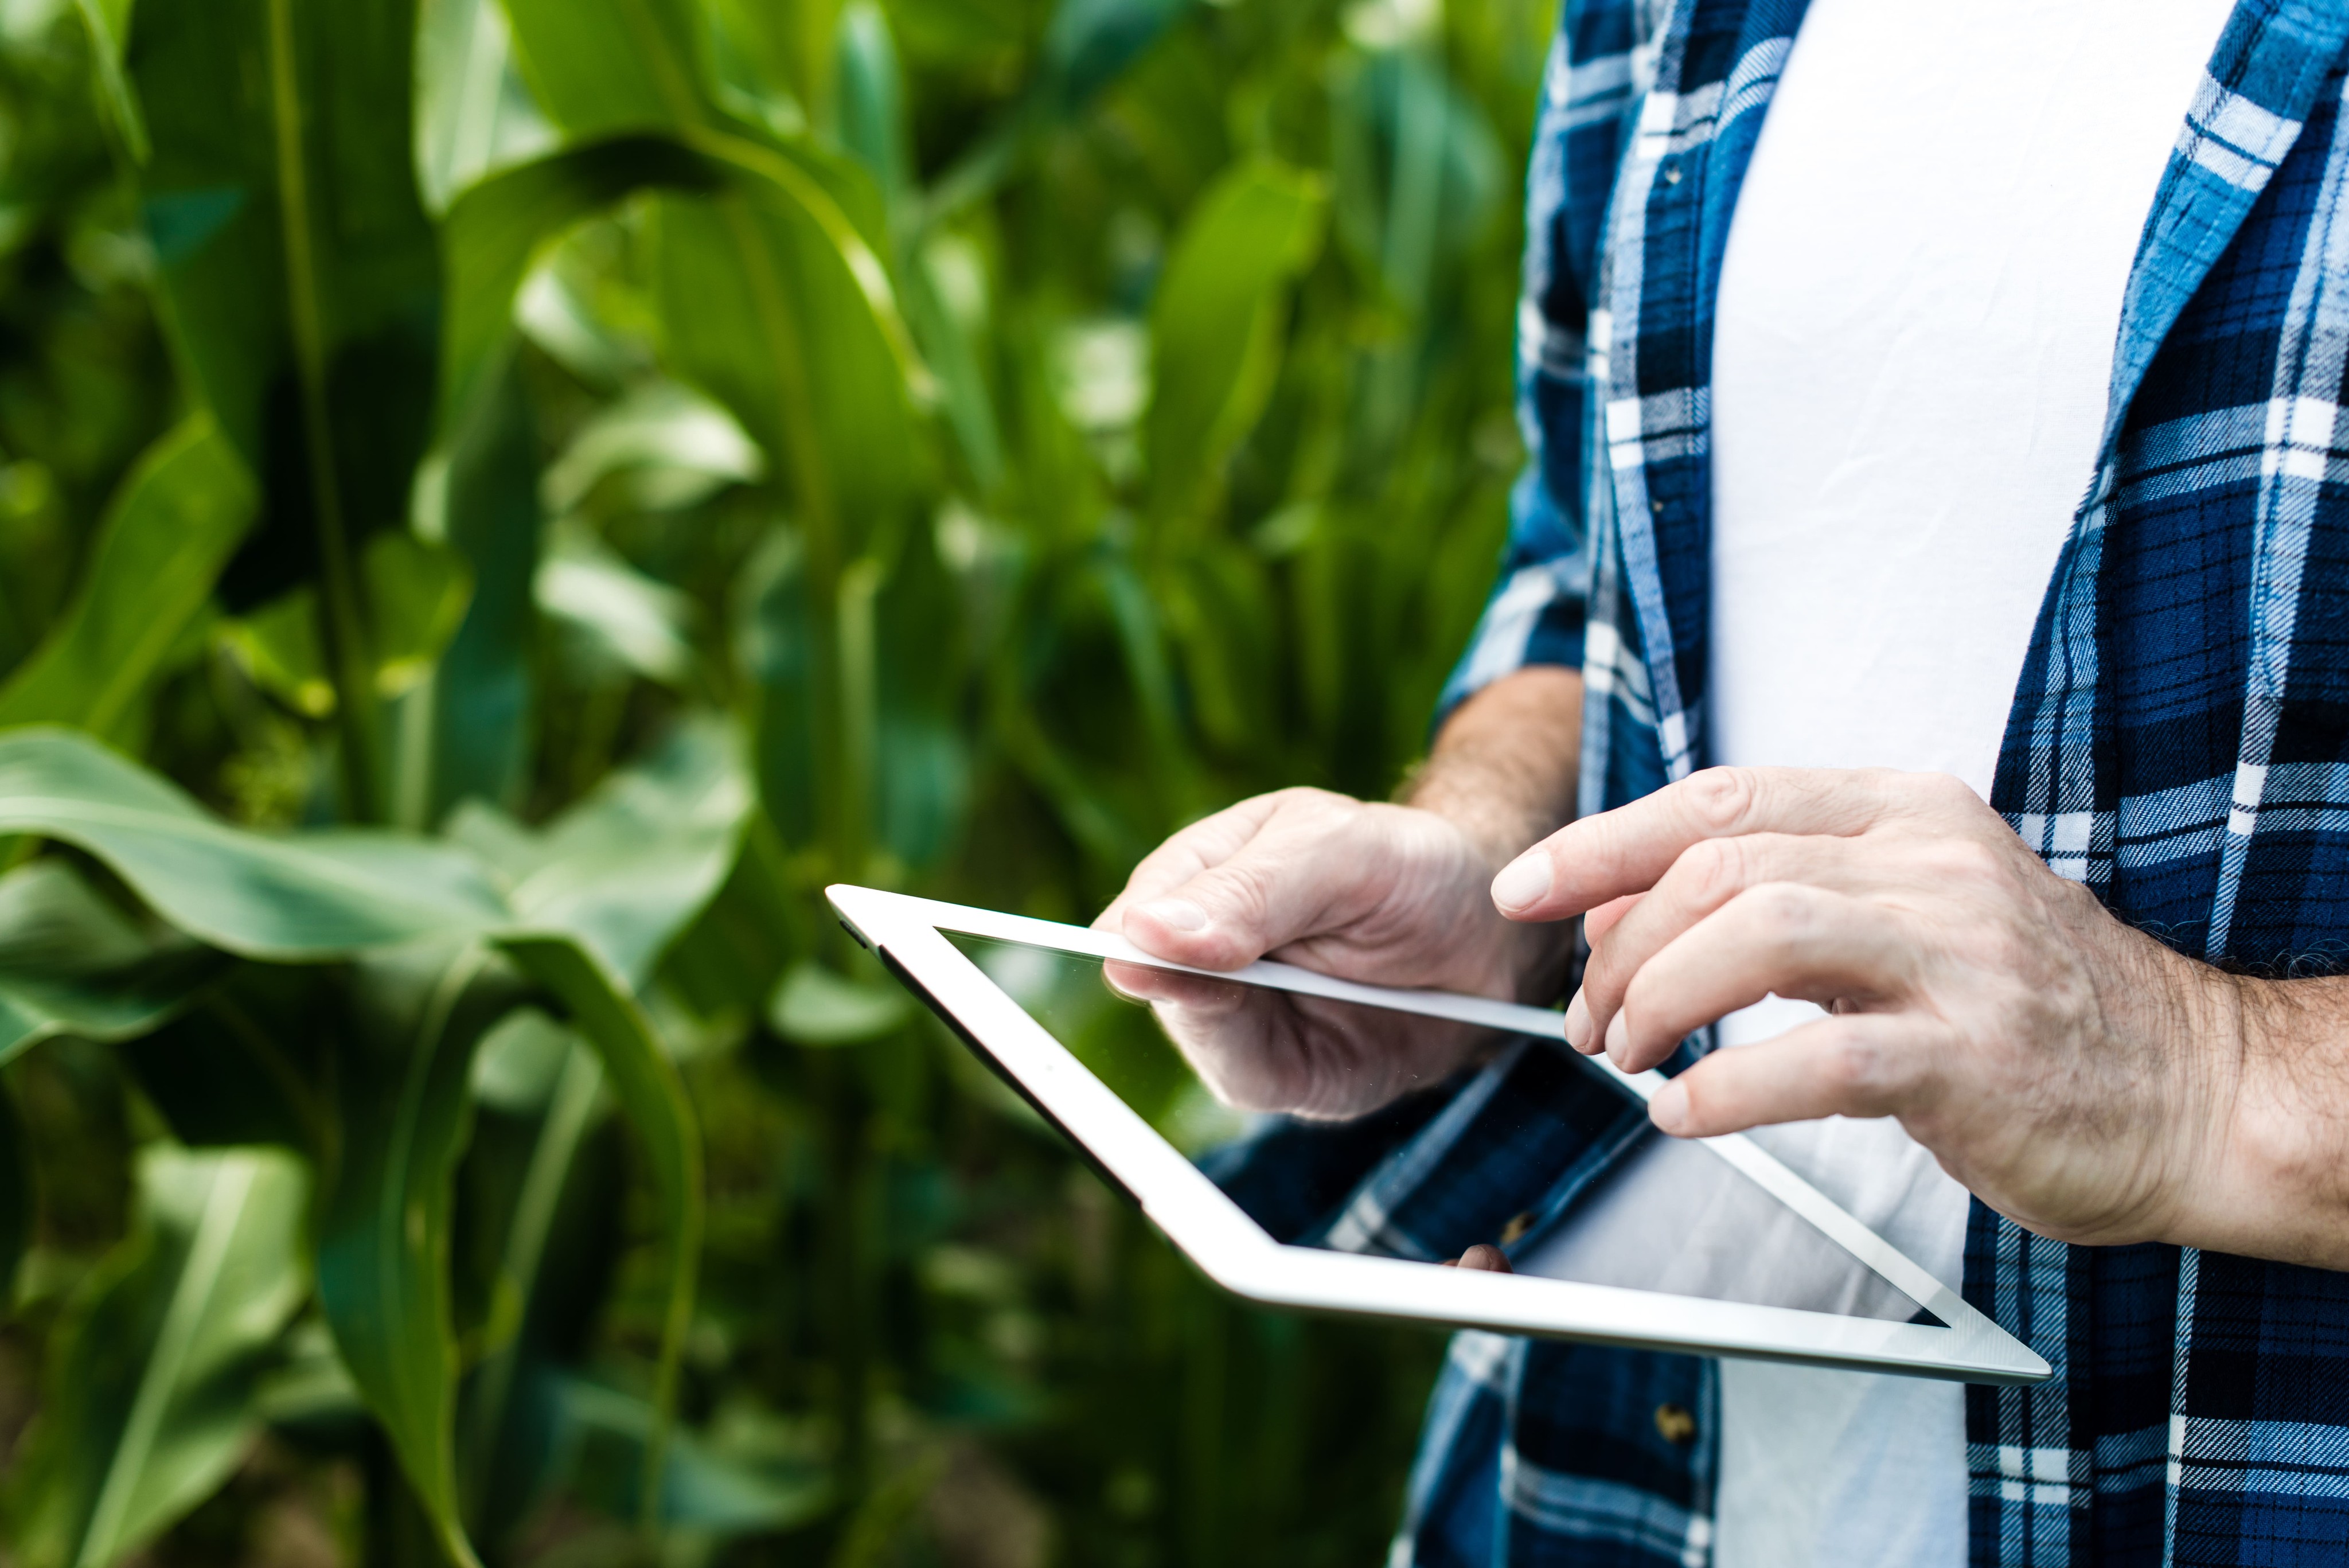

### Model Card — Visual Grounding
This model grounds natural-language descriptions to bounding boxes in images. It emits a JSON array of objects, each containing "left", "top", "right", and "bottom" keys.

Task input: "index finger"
[{"left": 1489, "top": 766, "right": 1903, "bottom": 921}]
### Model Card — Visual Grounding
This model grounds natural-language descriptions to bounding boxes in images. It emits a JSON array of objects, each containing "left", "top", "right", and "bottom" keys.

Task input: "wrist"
[
  {"left": 2184, "top": 972, "right": 2349, "bottom": 1269},
  {"left": 1404, "top": 666, "right": 1585, "bottom": 864}
]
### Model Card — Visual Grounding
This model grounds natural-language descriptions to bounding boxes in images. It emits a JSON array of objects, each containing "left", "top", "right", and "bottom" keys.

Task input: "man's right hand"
[{"left": 1094, "top": 666, "right": 1587, "bottom": 1003}]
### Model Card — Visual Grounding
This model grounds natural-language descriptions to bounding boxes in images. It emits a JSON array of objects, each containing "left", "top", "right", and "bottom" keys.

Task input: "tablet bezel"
[{"left": 829, "top": 884, "right": 2048, "bottom": 1386}]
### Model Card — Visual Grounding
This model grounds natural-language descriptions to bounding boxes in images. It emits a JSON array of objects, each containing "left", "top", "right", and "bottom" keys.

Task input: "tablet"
[{"left": 829, "top": 885, "right": 2048, "bottom": 1385}]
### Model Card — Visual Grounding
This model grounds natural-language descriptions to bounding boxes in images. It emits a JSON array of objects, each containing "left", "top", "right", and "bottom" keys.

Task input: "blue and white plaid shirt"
[{"left": 1235, "top": 1, "right": 2349, "bottom": 1562}]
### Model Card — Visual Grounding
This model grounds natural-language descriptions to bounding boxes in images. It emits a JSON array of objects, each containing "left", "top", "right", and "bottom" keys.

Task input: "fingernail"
[
  {"left": 1650, "top": 1079, "right": 1689, "bottom": 1134},
  {"left": 1140, "top": 898, "right": 1208, "bottom": 934},
  {"left": 1490, "top": 854, "right": 1552, "bottom": 913},
  {"left": 1602, "top": 1009, "right": 1629, "bottom": 1065},
  {"left": 1563, "top": 989, "right": 1592, "bottom": 1050}
]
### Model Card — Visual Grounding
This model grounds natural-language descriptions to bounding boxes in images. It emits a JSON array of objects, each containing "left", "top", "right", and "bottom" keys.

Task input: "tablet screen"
[{"left": 945, "top": 931, "right": 1940, "bottom": 1326}]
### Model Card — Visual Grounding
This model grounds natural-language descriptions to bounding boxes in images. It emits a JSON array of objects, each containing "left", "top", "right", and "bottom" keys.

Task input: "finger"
[
  {"left": 1646, "top": 1013, "right": 1942, "bottom": 1137},
  {"left": 1605, "top": 883, "right": 1918, "bottom": 1072},
  {"left": 1441, "top": 1243, "right": 1515, "bottom": 1273},
  {"left": 1563, "top": 892, "right": 1645, "bottom": 1052},
  {"left": 1491, "top": 766, "right": 1921, "bottom": 922},
  {"left": 1095, "top": 793, "right": 1287, "bottom": 934},
  {"left": 1581, "top": 892, "right": 1644, "bottom": 946},
  {"left": 1572, "top": 833, "right": 1872, "bottom": 1048},
  {"left": 1100, "top": 959, "right": 1249, "bottom": 1011},
  {"left": 1108, "top": 793, "right": 1383, "bottom": 970}
]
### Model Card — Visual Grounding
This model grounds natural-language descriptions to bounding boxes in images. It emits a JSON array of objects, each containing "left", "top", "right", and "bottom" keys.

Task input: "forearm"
[
  {"left": 1406, "top": 666, "right": 1585, "bottom": 866},
  {"left": 1403, "top": 666, "right": 1584, "bottom": 1000}
]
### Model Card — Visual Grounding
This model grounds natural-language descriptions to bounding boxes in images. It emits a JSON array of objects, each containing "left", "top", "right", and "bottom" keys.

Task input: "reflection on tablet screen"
[{"left": 945, "top": 932, "right": 1939, "bottom": 1327}]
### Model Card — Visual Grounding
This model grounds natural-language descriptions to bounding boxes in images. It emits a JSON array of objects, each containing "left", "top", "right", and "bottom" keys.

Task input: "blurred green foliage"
[{"left": 0, "top": 0, "right": 1546, "bottom": 1561}]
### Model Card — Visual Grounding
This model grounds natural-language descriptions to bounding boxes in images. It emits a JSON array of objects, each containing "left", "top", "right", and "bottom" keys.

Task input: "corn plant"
[{"left": 0, "top": 0, "right": 1546, "bottom": 1561}]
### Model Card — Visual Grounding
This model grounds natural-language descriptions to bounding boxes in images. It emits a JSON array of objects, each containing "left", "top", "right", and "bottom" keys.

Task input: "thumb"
[{"left": 1123, "top": 855, "right": 1326, "bottom": 972}]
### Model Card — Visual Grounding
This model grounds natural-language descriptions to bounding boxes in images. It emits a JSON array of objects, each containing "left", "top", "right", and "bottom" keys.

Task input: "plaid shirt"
[{"left": 1266, "top": 1, "right": 2349, "bottom": 1563}]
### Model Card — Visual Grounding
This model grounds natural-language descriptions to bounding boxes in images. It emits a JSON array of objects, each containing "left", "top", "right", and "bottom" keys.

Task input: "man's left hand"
[{"left": 1488, "top": 767, "right": 2349, "bottom": 1269}]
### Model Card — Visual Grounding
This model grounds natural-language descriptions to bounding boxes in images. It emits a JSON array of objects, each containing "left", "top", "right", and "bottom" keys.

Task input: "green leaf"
[
  {"left": 550, "top": 1376, "right": 831, "bottom": 1533},
  {"left": 69, "top": 0, "right": 150, "bottom": 162},
  {"left": 221, "top": 533, "right": 474, "bottom": 716},
  {"left": 0, "top": 728, "right": 509, "bottom": 959},
  {"left": 0, "top": 419, "right": 256, "bottom": 743},
  {"left": 0, "top": 860, "right": 226, "bottom": 1069},
  {"left": 10, "top": 1145, "right": 307, "bottom": 1568},
  {"left": 438, "top": 130, "right": 926, "bottom": 443},
  {"left": 128, "top": 0, "right": 443, "bottom": 818},
  {"left": 422, "top": 340, "right": 544, "bottom": 822},
  {"left": 415, "top": 0, "right": 555, "bottom": 214},
  {"left": 1145, "top": 157, "right": 1326, "bottom": 524},
  {"left": 533, "top": 522, "right": 700, "bottom": 688},
  {"left": 541, "top": 379, "right": 763, "bottom": 516},
  {"left": 832, "top": 2, "right": 910, "bottom": 206},
  {"left": 369, "top": 533, "right": 477, "bottom": 699},
  {"left": 1037, "top": 0, "right": 1188, "bottom": 116},
  {"left": 767, "top": 961, "right": 908, "bottom": 1046},
  {"left": 708, "top": 0, "right": 837, "bottom": 128},
  {"left": 497, "top": 0, "right": 713, "bottom": 136},
  {"left": 0, "top": 1075, "right": 26, "bottom": 1312},
  {"left": 439, "top": 132, "right": 719, "bottom": 426},
  {"left": 449, "top": 716, "right": 751, "bottom": 988},
  {"left": 457, "top": 1031, "right": 603, "bottom": 1534},
  {"left": 316, "top": 945, "right": 526, "bottom": 1568},
  {"left": 494, "top": 935, "right": 703, "bottom": 1530},
  {"left": 651, "top": 164, "right": 921, "bottom": 570},
  {"left": 217, "top": 590, "right": 333, "bottom": 717}
]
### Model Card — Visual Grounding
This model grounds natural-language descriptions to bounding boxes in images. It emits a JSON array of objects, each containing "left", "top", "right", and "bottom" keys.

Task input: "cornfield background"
[{"left": 0, "top": 0, "right": 1545, "bottom": 1561}]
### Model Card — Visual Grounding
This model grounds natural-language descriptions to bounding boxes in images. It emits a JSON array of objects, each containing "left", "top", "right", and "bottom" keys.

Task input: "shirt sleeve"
[{"left": 1436, "top": 3, "right": 1646, "bottom": 721}]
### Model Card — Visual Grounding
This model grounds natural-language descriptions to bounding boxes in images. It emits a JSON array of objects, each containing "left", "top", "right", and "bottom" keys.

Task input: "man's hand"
[
  {"left": 1488, "top": 765, "right": 2349, "bottom": 1270},
  {"left": 1102, "top": 959, "right": 1489, "bottom": 1118},
  {"left": 1099, "top": 787, "right": 1548, "bottom": 998},
  {"left": 1098, "top": 666, "right": 1585, "bottom": 1003}
]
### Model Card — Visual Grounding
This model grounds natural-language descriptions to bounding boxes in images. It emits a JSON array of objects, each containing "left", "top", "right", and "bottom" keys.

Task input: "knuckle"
[
  {"left": 1825, "top": 1030, "right": 1895, "bottom": 1095},
  {"left": 1921, "top": 771, "right": 1977, "bottom": 807},
  {"left": 1747, "top": 880, "right": 1820, "bottom": 934},
  {"left": 1916, "top": 835, "right": 2007, "bottom": 891},
  {"left": 1676, "top": 836, "right": 1749, "bottom": 906},
  {"left": 1277, "top": 785, "right": 1351, "bottom": 813},
  {"left": 1684, "top": 767, "right": 1763, "bottom": 834}
]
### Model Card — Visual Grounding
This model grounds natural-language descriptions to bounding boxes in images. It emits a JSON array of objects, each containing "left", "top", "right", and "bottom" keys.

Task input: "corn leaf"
[
  {"left": 1145, "top": 158, "right": 1326, "bottom": 524},
  {"left": 0, "top": 860, "right": 225, "bottom": 1069},
  {"left": 0, "top": 420, "right": 255, "bottom": 742},
  {"left": 68, "top": 0, "right": 147, "bottom": 161},
  {"left": 450, "top": 716, "right": 751, "bottom": 988},
  {"left": 0, "top": 729, "right": 509, "bottom": 959},
  {"left": 0, "top": 1076, "right": 26, "bottom": 1310},
  {"left": 494, "top": 934, "right": 703, "bottom": 1528},
  {"left": 9, "top": 1146, "right": 307, "bottom": 1568},
  {"left": 498, "top": 0, "right": 712, "bottom": 135},
  {"left": 315, "top": 945, "right": 525, "bottom": 1568},
  {"left": 423, "top": 340, "right": 543, "bottom": 822},
  {"left": 415, "top": 0, "right": 555, "bottom": 214},
  {"left": 130, "top": 0, "right": 441, "bottom": 813}
]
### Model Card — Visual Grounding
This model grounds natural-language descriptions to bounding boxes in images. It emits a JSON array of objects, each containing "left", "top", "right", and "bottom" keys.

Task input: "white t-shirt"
[{"left": 1521, "top": 0, "right": 2233, "bottom": 1562}]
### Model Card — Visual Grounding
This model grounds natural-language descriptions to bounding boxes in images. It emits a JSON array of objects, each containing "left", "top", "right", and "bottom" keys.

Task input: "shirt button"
[
  {"left": 1661, "top": 158, "right": 1683, "bottom": 185},
  {"left": 1655, "top": 1403, "right": 1697, "bottom": 1445},
  {"left": 1499, "top": 1210, "right": 1538, "bottom": 1245}
]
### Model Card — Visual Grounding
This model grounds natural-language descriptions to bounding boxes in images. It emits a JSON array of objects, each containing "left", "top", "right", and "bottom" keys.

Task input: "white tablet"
[{"left": 829, "top": 885, "right": 2048, "bottom": 1386}]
